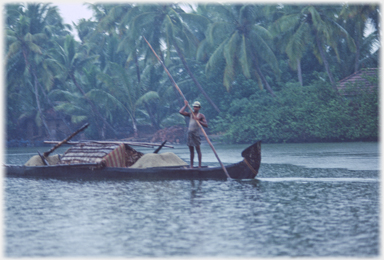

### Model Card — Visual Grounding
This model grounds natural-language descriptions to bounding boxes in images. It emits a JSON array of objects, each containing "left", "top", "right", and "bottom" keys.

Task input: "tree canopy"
[{"left": 5, "top": 3, "right": 379, "bottom": 144}]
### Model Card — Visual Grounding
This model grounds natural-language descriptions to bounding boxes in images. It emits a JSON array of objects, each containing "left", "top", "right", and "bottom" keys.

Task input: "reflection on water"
[{"left": 4, "top": 142, "right": 380, "bottom": 257}]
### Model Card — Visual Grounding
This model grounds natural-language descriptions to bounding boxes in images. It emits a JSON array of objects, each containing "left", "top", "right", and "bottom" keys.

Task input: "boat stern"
[{"left": 241, "top": 141, "right": 261, "bottom": 177}]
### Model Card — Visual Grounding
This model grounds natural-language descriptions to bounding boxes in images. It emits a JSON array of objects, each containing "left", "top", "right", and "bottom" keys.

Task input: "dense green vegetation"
[
  {"left": 5, "top": 3, "right": 379, "bottom": 144},
  {"left": 213, "top": 74, "right": 378, "bottom": 143}
]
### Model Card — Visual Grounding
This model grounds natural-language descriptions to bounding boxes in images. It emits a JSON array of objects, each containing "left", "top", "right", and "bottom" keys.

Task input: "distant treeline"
[{"left": 5, "top": 3, "right": 379, "bottom": 143}]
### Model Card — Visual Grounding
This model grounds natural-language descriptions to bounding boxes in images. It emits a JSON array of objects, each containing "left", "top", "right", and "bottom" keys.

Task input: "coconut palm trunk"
[
  {"left": 255, "top": 64, "right": 276, "bottom": 97},
  {"left": 134, "top": 51, "right": 141, "bottom": 83},
  {"left": 316, "top": 33, "right": 337, "bottom": 90},
  {"left": 32, "top": 71, "right": 52, "bottom": 138},
  {"left": 354, "top": 36, "right": 361, "bottom": 73},
  {"left": 22, "top": 49, "right": 52, "bottom": 139},
  {"left": 297, "top": 58, "right": 303, "bottom": 86},
  {"left": 127, "top": 112, "right": 138, "bottom": 138},
  {"left": 251, "top": 54, "right": 276, "bottom": 97}
]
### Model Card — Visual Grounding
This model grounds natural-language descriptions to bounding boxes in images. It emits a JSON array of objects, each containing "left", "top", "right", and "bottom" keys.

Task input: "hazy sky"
[{"left": 56, "top": 3, "right": 93, "bottom": 25}]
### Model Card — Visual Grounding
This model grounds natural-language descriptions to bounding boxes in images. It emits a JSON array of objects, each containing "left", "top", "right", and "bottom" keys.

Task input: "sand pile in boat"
[
  {"left": 130, "top": 152, "right": 188, "bottom": 168},
  {"left": 24, "top": 154, "right": 61, "bottom": 166}
]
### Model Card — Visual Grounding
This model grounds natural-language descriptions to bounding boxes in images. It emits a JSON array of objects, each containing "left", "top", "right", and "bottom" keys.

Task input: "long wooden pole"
[
  {"left": 143, "top": 36, "right": 230, "bottom": 179},
  {"left": 43, "top": 123, "right": 89, "bottom": 157}
]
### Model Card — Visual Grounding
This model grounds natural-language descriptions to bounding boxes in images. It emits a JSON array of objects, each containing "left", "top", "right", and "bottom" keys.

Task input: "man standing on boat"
[{"left": 179, "top": 100, "right": 208, "bottom": 168}]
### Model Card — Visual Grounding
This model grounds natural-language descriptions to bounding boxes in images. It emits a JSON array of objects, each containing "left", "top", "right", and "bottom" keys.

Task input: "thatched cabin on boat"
[{"left": 60, "top": 142, "right": 144, "bottom": 167}]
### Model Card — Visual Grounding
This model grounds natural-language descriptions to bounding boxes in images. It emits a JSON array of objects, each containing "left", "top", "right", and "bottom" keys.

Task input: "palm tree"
[
  {"left": 97, "top": 62, "right": 143, "bottom": 137},
  {"left": 6, "top": 3, "right": 68, "bottom": 138},
  {"left": 268, "top": 5, "right": 308, "bottom": 86},
  {"left": 271, "top": 5, "right": 356, "bottom": 89},
  {"left": 82, "top": 4, "right": 165, "bottom": 134},
  {"left": 117, "top": 3, "right": 221, "bottom": 113},
  {"left": 201, "top": 4, "right": 279, "bottom": 97},
  {"left": 340, "top": 4, "right": 379, "bottom": 73},
  {"left": 72, "top": 18, "right": 98, "bottom": 45},
  {"left": 50, "top": 35, "right": 118, "bottom": 138}
]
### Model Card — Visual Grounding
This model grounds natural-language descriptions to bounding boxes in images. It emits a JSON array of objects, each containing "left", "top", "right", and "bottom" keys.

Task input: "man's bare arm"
[
  {"left": 199, "top": 114, "right": 208, "bottom": 128},
  {"left": 179, "top": 100, "right": 190, "bottom": 116}
]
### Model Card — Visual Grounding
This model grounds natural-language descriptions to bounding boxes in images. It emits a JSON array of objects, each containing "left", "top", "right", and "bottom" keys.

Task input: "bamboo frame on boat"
[{"left": 44, "top": 141, "right": 174, "bottom": 149}]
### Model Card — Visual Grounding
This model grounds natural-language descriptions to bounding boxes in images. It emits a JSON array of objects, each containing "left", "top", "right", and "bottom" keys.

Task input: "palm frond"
[
  {"left": 178, "top": 25, "right": 199, "bottom": 56},
  {"left": 135, "top": 91, "right": 160, "bottom": 107},
  {"left": 164, "top": 15, "right": 178, "bottom": 52},
  {"left": 249, "top": 29, "right": 279, "bottom": 76},
  {"left": 108, "top": 62, "right": 138, "bottom": 109},
  {"left": 270, "top": 13, "right": 300, "bottom": 35},
  {"left": 48, "top": 89, "right": 83, "bottom": 103},
  {"left": 223, "top": 31, "right": 240, "bottom": 79},
  {"left": 131, "top": 12, "right": 156, "bottom": 36},
  {"left": 168, "top": 7, "right": 183, "bottom": 29},
  {"left": 205, "top": 39, "right": 227, "bottom": 76},
  {"left": 6, "top": 34, "right": 17, "bottom": 43},
  {"left": 223, "top": 64, "right": 235, "bottom": 91},
  {"left": 285, "top": 22, "right": 310, "bottom": 60},
  {"left": 119, "top": 5, "right": 141, "bottom": 28},
  {"left": 196, "top": 38, "right": 213, "bottom": 62},
  {"left": 160, "top": 112, "right": 185, "bottom": 127},
  {"left": 31, "top": 32, "right": 47, "bottom": 42},
  {"left": 73, "top": 54, "right": 99, "bottom": 69},
  {"left": 96, "top": 71, "right": 115, "bottom": 89},
  {"left": 6, "top": 41, "right": 21, "bottom": 60},
  {"left": 305, "top": 6, "right": 323, "bottom": 28},
  {"left": 206, "top": 22, "right": 235, "bottom": 46},
  {"left": 252, "top": 24, "right": 273, "bottom": 41},
  {"left": 332, "top": 19, "right": 356, "bottom": 52},
  {"left": 26, "top": 41, "right": 42, "bottom": 54},
  {"left": 239, "top": 5, "right": 258, "bottom": 24},
  {"left": 54, "top": 102, "right": 88, "bottom": 116},
  {"left": 71, "top": 115, "right": 89, "bottom": 124},
  {"left": 64, "top": 35, "right": 76, "bottom": 63},
  {"left": 179, "top": 12, "right": 210, "bottom": 32},
  {"left": 87, "top": 89, "right": 134, "bottom": 120}
]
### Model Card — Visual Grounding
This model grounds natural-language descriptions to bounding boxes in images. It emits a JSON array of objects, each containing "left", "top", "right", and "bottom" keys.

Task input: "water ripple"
[
  {"left": 4, "top": 143, "right": 380, "bottom": 257},
  {"left": 258, "top": 177, "right": 378, "bottom": 182}
]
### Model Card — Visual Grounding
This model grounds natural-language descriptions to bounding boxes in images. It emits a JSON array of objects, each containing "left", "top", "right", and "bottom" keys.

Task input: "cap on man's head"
[{"left": 192, "top": 101, "right": 201, "bottom": 107}]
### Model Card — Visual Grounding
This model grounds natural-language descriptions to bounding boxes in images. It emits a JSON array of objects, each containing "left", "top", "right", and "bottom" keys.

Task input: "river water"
[{"left": 4, "top": 142, "right": 380, "bottom": 257}]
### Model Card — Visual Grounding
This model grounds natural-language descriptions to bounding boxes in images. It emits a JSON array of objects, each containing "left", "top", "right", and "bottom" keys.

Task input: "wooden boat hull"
[{"left": 5, "top": 141, "right": 261, "bottom": 181}]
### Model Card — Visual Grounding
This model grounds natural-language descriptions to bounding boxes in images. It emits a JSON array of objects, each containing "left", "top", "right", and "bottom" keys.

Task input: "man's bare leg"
[
  {"left": 189, "top": 146, "right": 194, "bottom": 168},
  {"left": 196, "top": 146, "right": 202, "bottom": 168}
]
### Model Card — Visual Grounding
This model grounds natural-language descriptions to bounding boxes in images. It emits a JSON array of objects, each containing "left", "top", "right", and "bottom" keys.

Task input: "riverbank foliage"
[
  {"left": 5, "top": 3, "right": 379, "bottom": 144},
  {"left": 213, "top": 75, "right": 378, "bottom": 143}
]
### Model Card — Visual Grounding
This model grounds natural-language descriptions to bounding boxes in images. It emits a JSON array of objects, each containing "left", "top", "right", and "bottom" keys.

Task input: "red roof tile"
[{"left": 337, "top": 68, "right": 378, "bottom": 96}]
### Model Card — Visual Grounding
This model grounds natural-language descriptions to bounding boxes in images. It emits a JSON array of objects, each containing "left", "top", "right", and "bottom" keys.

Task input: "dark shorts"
[{"left": 187, "top": 131, "right": 201, "bottom": 147}]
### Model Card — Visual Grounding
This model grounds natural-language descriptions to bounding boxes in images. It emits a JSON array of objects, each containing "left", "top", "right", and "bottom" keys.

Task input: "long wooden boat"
[{"left": 5, "top": 141, "right": 261, "bottom": 180}]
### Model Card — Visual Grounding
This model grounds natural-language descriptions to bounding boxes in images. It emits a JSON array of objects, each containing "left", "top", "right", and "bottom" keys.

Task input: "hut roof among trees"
[{"left": 337, "top": 68, "right": 378, "bottom": 96}]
